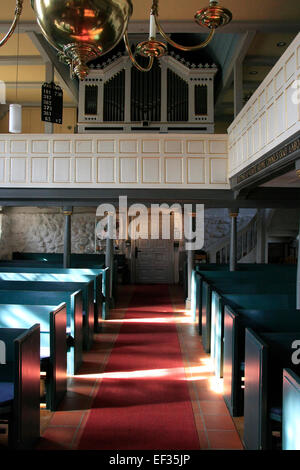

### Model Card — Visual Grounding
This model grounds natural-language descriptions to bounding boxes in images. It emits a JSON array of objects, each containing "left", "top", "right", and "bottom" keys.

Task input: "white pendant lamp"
[{"left": 9, "top": 103, "right": 22, "bottom": 133}]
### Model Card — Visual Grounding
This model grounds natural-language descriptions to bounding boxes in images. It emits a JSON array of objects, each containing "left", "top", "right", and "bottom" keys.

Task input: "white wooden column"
[{"left": 186, "top": 248, "right": 195, "bottom": 309}]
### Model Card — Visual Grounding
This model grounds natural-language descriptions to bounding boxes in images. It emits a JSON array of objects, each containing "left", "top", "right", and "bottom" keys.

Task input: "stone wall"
[
  {"left": 0, "top": 207, "right": 96, "bottom": 259},
  {"left": 0, "top": 206, "right": 256, "bottom": 260}
]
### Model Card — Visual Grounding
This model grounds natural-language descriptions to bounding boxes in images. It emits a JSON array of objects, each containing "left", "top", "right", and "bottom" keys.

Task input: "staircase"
[
  {"left": 208, "top": 212, "right": 258, "bottom": 264},
  {"left": 207, "top": 209, "right": 299, "bottom": 264}
]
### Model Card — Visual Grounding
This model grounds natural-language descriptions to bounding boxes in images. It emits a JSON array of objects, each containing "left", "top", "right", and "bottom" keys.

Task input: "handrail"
[{"left": 207, "top": 212, "right": 258, "bottom": 263}]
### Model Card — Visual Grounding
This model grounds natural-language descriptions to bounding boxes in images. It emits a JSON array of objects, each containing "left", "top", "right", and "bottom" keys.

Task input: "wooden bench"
[
  {"left": 0, "top": 268, "right": 106, "bottom": 329},
  {"left": 209, "top": 281, "right": 296, "bottom": 379},
  {"left": 0, "top": 289, "right": 81, "bottom": 376},
  {"left": 282, "top": 368, "right": 300, "bottom": 450},
  {"left": 244, "top": 330, "right": 300, "bottom": 450},
  {"left": 0, "top": 303, "right": 67, "bottom": 411},
  {"left": 0, "top": 264, "right": 110, "bottom": 323},
  {"left": 193, "top": 265, "right": 297, "bottom": 338},
  {"left": 12, "top": 252, "right": 106, "bottom": 264},
  {"left": 10, "top": 251, "right": 126, "bottom": 300},
  {"left": 0, "top": 279, "right": 94, "bottom": 351},
  {"left": 0, "top": 325, "right": 40, "bottom": 449},
  {"left": 223, "top": 305, "right": 300, "bottom": 417},
  {"left": 198, "top": 271, "right": 296, "bottom": 353}
]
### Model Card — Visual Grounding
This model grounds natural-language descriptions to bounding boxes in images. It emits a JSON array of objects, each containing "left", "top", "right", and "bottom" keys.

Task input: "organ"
[{"left": 77, "top": 52, "right": 217, "bottom": 133}]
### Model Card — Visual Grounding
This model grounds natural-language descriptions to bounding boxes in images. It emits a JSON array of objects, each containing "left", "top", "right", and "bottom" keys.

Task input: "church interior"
[{"left": 0, "top": 0, "right": 300, "bottom": 454}]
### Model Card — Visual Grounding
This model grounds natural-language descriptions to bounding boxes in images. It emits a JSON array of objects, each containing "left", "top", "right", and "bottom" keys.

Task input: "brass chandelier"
[{"left": 2, "top": 0, "right": 232, "bottom": 79}]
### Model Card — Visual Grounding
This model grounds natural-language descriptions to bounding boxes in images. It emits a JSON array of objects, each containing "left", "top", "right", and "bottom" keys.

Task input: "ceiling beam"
[
  {"left": 0, "top": 187, "right": 300, "bottom": 208},
  {"left": 244, "top": 55, "right": 279, "bottom": 68},
  {"left": 0, "top": 22, "right": 39, "bottom": 33},
  {"left": 0, "top": 19, "right": 298, "bottom": 35},
  {"left": 5, "top": 82, "right": 42, "bottom": 89},
  {"left": 127, "top": 20, "right": 300, "bottom": 34},
  {"left": 27, "top": 32, "right": 78, "bottom": 103},
  {"left": 215, "top": 30, "right": 256, "bottom": 111},
  {"left": 0, "top": 56, "right": 44, "bottom": 66},
  {"left": 4, "top": 102, "right": 76, "bottom": 108}
]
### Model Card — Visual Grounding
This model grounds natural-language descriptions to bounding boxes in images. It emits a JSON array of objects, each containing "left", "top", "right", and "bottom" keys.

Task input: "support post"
[
  {"left": 256, "top": 209, "right": 267, "bottom": 264},
  {"left": 106, "top": 213, "right": 114, "bottom": 305},
  {"left": 295, "top": 162, "right": 300, "bottom": 309},
  {"left": 297, "top": 216, "right": 300, "bottom": 310},
  {"left": 63, "top": 207, "right": 73, "bottom": 268},
  {"left": 185, "top": 248, "right": 195, "bottom": 309},
  {"left": 229, "top": 209, "right": 239, "bottom": 271}
]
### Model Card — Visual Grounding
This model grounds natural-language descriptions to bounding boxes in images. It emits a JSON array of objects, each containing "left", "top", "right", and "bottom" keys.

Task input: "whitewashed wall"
[
  {"left": 0, "top": 133, "right": 228, "bottom": 189},
  {"left": 228, "top": 33, "right": 300, "bottom": 179},
  {"left": 0, "top": 208, "right": 96, "bottom": 259},
  {"left": 0, "top": 207, "right": 254, "bottom": 260}
]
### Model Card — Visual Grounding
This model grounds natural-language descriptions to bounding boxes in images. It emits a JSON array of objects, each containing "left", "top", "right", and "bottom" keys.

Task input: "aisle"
[
  {"left": 77, "top": 284, "right": 200, "bottom": 450},
  {"left": 38, "top": 284, "right": 243, "bottom": 450}
]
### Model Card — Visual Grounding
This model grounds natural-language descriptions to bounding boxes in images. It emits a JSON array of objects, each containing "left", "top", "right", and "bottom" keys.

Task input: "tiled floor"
[
  {"left": 2, "top": 284, "right": 244, "bottom": 450},
  {"left": 169, "top": 285, "right": 244, "bottom": 450}
]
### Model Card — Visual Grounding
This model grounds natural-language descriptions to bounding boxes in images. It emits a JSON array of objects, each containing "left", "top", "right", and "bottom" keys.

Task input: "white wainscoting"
[
  {"left": 228, "top": 33, "right": 300, "bottom": 179},
  {"left": 0, "top": 134, "right": 228, "bottom": 189}
]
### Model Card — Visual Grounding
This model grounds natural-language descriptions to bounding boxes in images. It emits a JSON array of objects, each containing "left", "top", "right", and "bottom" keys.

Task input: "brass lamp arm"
[
  {"left": 154, "top": 15, "right": 215, "bottom": 52},
  {"left": 0, "top": 0, "right": 23, "bottom": 48},
  {"left": 124, "top": 32, "right": 154, "bottom": 72}
]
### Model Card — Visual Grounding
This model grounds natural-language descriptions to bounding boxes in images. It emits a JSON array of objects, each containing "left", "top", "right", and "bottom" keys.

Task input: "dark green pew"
[
  {"left": 223, "top": 305, "right": 300, "bottom": 417},
  {"left": 0, "top": 325, "right": 40, "bottom": 449},
  {"left": 198, "top": 270, "right": 296, "bottom": 353},
  {"left": 244, "top": 330, "right": 300, "bottom": 450},
  {"left": 0, "top": 289, "right": 82, "bottom": 376},
  {"left": 0, "top": 268, "right": 107, "bottom": 328},
  {"left": 0, "top": 264, "right": 110, "bottom": 322},
  {"left": 209, "top": 281, "right": 296, "bottom": 378},
  {"left": 12, "top": 252, "right": 105, "bottom": 264},
  {"left": 0, "top": 303, "right": 67, "bottom": 411},
  {"left": 282, "top": 368, "right": 300, "bottom": 450},
  {"left": 0, "top": 279, "right": 94, "bottom": 351},
  {"left": 11, "top": 251, "right": 127, "bottom": 300}
]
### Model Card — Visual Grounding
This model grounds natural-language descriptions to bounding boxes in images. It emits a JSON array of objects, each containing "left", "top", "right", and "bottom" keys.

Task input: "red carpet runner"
[{"left": 78, "top": 285, "right": 200, "bottom": 450}]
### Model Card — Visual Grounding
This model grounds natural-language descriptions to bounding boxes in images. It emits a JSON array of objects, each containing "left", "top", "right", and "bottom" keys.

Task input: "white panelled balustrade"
[
  {"left": 228, "top": 33, "right": 300, "bottom": 179},
  {"left": 0, "top": 134, "right": 229, "bottom": 189}
]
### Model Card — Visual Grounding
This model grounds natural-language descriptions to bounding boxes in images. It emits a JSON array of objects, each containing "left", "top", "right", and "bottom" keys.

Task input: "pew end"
[
  {"left": 0, "top": 325, "right": 40, "bottom": 449},
  {"left": 282, "top": 368, "right": 300, "bottom": 450}
]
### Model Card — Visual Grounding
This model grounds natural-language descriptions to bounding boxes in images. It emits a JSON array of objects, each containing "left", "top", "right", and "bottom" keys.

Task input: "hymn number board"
[{"left": 41, "top": 82, "right": 63, "bottom": 124}]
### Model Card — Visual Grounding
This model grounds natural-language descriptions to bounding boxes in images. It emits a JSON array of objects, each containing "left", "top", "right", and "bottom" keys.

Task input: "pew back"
[
  {"left": 0, "top": 289, "right": 83, "bottom": 375},
  {"left": 244, "top": 330, "right": 300, "bottom": 450},
  {"left": 0, "top": 279, "right": 94, "bottom": 350},
  {"left": 0, "top": 303, "right": 67, "bottom": 410},
  {"left": 0, "top": 324, "right": 40, "bottom": 449},
  {"left": 224, "top": 305, "right": 300, "bottom": 416},
  {"left": 282, "top": 368, "right": 300, "bottom": 450}
]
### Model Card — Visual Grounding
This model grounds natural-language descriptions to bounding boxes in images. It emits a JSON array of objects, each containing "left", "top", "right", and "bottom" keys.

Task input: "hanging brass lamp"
[
  {"left": 31, "top": 0, "right": 133, "bottom": 79},
  {"left": 2, "top": 0, "right": 232, "bottom": 78}
]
